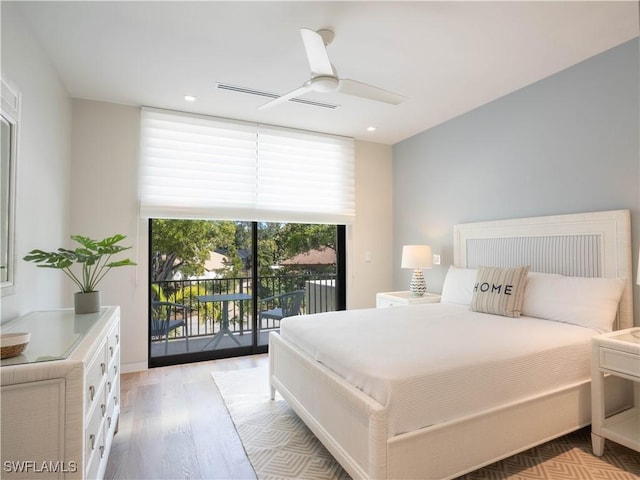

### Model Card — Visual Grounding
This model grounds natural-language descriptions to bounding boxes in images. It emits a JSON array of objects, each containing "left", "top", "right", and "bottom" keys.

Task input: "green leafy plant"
[{"left": 23, "top": 234, "right": 136, "bottom": 293}]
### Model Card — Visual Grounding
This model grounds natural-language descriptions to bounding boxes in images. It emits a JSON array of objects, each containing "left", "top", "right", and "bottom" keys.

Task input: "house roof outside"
[
  {"left": 204, "top": 251, "right": 228, "bottom": 272},
  {"left": 280, "top": 247, "right": 336, "bottom": 266}
]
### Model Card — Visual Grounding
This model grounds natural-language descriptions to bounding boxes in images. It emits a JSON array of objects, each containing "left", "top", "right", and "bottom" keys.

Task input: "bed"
[{"left": 268, "top": 209, "right": 634, "bottom": 479}]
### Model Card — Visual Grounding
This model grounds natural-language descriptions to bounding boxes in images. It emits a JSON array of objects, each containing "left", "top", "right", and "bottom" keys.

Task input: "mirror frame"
[{"left": 1, "top": 79, "right": 20, "bottom": 296}]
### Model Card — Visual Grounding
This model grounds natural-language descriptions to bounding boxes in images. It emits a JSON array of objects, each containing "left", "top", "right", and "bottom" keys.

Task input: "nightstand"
[
  {"left": 376, "top": 291, "right": 441, "bottom": 308},
  {"left": 591, "top": 327, "right": 640, "bottom": 456}
]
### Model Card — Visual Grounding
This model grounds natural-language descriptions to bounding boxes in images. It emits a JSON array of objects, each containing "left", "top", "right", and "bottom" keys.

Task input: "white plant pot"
[{"left": 74, "top": 291, "right": 101, "bottom": 314}]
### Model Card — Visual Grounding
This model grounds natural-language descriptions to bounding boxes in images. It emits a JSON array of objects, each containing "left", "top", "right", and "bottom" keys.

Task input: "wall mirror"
[{"left": 1, "top": 79, "right": 19, "bottom": 296}]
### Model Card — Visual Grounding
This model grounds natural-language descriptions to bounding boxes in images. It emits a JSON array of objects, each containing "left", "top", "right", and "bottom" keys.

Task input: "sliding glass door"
[
  {"left": 148, "top": 219, "right": 344, "bottom": 367},
  {"left": 255, "top": 222, "right": 342, "bottom": 347}
]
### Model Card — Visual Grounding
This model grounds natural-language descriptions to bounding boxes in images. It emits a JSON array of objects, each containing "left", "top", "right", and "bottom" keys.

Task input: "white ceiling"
[{"left": 15, "top": 1, "right": 639, "bottom": 145}]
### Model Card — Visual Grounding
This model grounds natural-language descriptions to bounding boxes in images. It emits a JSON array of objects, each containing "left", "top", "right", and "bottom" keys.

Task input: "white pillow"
[
  {"left": 522, "top": 272, "right": 625, "bottom": 332},
  {"left": 440, "top": 266, "right": 477, "bottom": 306}
]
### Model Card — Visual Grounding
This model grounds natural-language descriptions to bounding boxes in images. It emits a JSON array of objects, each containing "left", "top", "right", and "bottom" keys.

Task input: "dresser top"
[{"left": 1, "top": 307, "right": 116, "bottom": 367}]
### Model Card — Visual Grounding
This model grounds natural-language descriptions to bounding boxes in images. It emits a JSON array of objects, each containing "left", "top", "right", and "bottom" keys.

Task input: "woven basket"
[
  {"left": 1, "top": 342, "right": 28, "bottom": 359},
  {"left": 0, "top": 332, "right": 31, "bottom": 359}
]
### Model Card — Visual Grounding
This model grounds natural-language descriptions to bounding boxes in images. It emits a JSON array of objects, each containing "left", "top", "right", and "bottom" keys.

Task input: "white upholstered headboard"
[{"left": 453, "top": 210, "right": 633, "bottom": 330}]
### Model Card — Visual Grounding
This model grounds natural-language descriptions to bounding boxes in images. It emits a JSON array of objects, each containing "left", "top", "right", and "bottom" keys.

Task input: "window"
[
  {"left": 148, "top": 219, "right": 345, "bottom": 366},
  {"left": 140, "top": 109, "right": 352, "bottom": 366}
]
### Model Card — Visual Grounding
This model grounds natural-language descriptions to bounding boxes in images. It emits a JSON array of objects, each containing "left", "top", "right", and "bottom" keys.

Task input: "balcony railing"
[{"left": 151, "top": 273, "right": 336, "bottom": 346}]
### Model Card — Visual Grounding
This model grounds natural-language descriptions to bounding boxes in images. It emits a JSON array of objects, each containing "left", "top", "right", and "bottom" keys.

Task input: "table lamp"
[{"left": 401, "top": 245, "right": 433, "bottom": 296}]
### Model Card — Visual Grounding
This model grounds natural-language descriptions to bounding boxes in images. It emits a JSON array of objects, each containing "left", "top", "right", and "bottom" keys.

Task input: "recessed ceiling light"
[
  {"left": 367, "top": 126, "right": 377, "bottom": 132},
  {"left": 184, "top": 95, "right": 196, "bottom": 102}
]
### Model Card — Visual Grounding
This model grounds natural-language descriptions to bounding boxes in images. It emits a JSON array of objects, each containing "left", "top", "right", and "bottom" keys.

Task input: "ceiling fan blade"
[
  {"left": 258, "top": 84, "right": 312, "bottom": 110},
  {"left": 300, "top": 28, "right": 334, "bottom": 76},
  {"left": 337, "top": 79, "right": 405, "bottom": 105}
]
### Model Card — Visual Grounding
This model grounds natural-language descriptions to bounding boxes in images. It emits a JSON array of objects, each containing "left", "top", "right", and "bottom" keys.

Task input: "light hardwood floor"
[
  {"left": 105, "top": 354, "right": 268, "bottom": 480},
  {"left": 107, "top": 355, "right": 639, "bottom": 480}
]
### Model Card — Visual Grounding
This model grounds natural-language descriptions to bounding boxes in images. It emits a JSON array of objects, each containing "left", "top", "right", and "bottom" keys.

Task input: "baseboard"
[{"left": 121, "top": 361, "right": 148, "bottom": 373}]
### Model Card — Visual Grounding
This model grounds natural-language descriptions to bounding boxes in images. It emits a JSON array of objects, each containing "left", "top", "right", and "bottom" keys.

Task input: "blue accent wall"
[{"left": 393, "top": 39, "right": 640, "bottom": 323}]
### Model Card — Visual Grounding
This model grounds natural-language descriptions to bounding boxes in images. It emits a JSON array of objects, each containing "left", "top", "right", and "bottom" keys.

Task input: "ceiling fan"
[{"left": 258, "top": 28, "right": 405, "bottom": 110}]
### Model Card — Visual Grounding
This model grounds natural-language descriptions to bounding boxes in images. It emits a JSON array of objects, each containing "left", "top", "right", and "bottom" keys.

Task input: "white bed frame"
[{"left": 269, "top": 209, "right": 633, "bottom": 479}]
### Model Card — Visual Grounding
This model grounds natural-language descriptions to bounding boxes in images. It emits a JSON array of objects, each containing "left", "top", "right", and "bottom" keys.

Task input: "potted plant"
[{"left": 24, "top": 234, "right": 136, "bottom": 314}]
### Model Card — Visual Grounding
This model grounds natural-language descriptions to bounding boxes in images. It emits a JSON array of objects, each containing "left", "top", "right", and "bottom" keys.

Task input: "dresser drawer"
[
  {"left": 107, "top": 323, "right": 120, "bottom": 362},
  {"left": 86, "top": 423, "right": 106, "bottom": 480},
  {"left": 105, "top": 356, "right": 118, "bottom": 399},
  {"left": 86, "top": 447, "right": 102, "bottom": 480},
  {"left": 85, "top": 388, "right": 107, "bottom": 462},
  {"left": 376, "top": 298, "right": 398, "bottom": 308},
  {"left": 107, "top": 349, "right": 119, "bottom": 384},
  {"left": 600, "top": 347, "right": 640, "bottom": 379},
  {"left": 376, "top": 292, "right": 441, "bottom": 308},
  {"left": 106, "top": 376, "right": 120, "bottom": 433},
  {"left": 110, "top": 359, "right": 119, "bottom": 382},
  {"left": 85, "top": 342, "right": 107, "bottom": 412},
  {"left": 110, "top": 382, "right": 120, "bottom": 416}
]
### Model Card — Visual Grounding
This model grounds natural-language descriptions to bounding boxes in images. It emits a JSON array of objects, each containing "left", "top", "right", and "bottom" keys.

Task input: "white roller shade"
[
  {"left": 139, "top": 108, "right": 355, "bottom": 224},
  {"left": 257, "top": 125, "right": 355, "bottom": 224},
  {"left": 140, "top": 108, "right": 257, "bottom": 220}
]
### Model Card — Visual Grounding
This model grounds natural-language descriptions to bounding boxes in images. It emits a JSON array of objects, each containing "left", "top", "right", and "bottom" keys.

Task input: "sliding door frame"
[{"left": 148, "top": 220, "right": 346, "bottom": 368}]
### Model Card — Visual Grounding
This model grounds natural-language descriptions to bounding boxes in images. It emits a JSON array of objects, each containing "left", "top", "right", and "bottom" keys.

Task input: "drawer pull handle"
[
  {"left": 107, "top": 381, "right": 112, "bottom": 392},
  {"left": 89, "top": 385, "right": 95, "bottom": 401},
  {"left": 113, "top": 365, "right": 118, "bottom": 375},
  {"left": 90, "top": 434, "right": 96, "bottom": 450},
  {"left": 107, "top": 417, "right": 112, "bottom": 428},
  {"left": 109, "top": 346, "right": 114, "bottom": 357},
  {"left": 116, "top": 334, "right": 119, "bottom": 344},
  {"left": 101, "top": 362, "right": 106, "bottom": 375},
  {"left": 100, "top": 445, "right": 105, "bottom": 458},
  {"left": 114, "top": 395, "right": 119, "bottom": 406},
  {"left": 101, "top": 404, "right": 106, "bottom": 417}
]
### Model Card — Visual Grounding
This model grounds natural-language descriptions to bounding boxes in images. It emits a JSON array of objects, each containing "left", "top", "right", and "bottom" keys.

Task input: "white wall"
[
  {"left": 69, "top": 99, "right": 393, "bottom": 372},
  {"left": 0, "top": 3, "right": 71, "bottom": 322},
  {"left": 69, "top": 99, "right": 146, "bottom": 372},
  {"left": 348, "top": 141, "right": 394, "bottom": 309}
]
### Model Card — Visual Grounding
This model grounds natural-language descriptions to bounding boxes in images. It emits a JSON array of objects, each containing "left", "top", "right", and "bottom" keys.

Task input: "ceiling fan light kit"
[{"left": 259, "top": 28, "right": 405, "bottom": 110}]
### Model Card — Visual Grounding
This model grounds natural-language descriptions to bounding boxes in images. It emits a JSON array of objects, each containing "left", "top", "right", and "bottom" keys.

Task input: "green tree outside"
[{"left": 151, "top": 219, "right": 337, "bottom": 284}]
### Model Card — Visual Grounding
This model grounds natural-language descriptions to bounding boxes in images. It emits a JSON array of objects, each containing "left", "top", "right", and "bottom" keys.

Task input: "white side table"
[
  {"left": 376, "top": 291, "right": 441, "bottom": 308},
  {"left": 591, "top": 327, "right": 640, "bottom": 455}
]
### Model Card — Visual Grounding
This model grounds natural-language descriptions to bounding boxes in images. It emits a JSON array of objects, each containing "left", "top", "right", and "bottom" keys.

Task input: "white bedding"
[{"left": 279, "top": 303, "right": 599, "bottom": 436}]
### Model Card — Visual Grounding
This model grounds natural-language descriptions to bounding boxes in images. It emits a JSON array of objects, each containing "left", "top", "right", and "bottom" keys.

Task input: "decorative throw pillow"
[
  {"left": 470, "top": 265, "right": 530, "bottom": 317},
  {"left": 440, "top": 266, "right": 478, "bottom": 306}
]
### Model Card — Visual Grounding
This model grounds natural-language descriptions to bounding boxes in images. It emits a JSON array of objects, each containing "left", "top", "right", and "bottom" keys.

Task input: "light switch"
[{"left": 433, "top": 254, "right": 441, "bottom": 265}]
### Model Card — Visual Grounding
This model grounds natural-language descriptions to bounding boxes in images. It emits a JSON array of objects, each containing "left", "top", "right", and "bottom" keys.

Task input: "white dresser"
[{"left": 1, "top": 307, "right": 120, "bottom": 479}]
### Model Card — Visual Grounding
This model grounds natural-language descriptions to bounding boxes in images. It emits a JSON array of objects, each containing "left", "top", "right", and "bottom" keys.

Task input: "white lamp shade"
[{"left": 401, "top": 245, "right": 433, "bottom": 269}]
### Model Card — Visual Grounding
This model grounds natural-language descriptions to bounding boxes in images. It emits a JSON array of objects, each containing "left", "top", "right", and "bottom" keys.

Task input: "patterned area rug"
[
  {"left": 212, "top": 366, "right": 349, "bottom": 480},
  {"left": 212, "top": 366, "right": 640, "bottom": 480}
]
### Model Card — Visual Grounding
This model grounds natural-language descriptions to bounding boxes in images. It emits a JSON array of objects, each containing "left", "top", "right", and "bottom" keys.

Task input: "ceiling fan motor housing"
[{"left": 311, "top": 75, "right": 339, "bottom": 92}]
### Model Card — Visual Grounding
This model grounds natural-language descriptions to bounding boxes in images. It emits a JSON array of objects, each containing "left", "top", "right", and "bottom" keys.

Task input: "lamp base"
[{"left": 409, "top": 269, "right": 427, "bottom": 296}]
